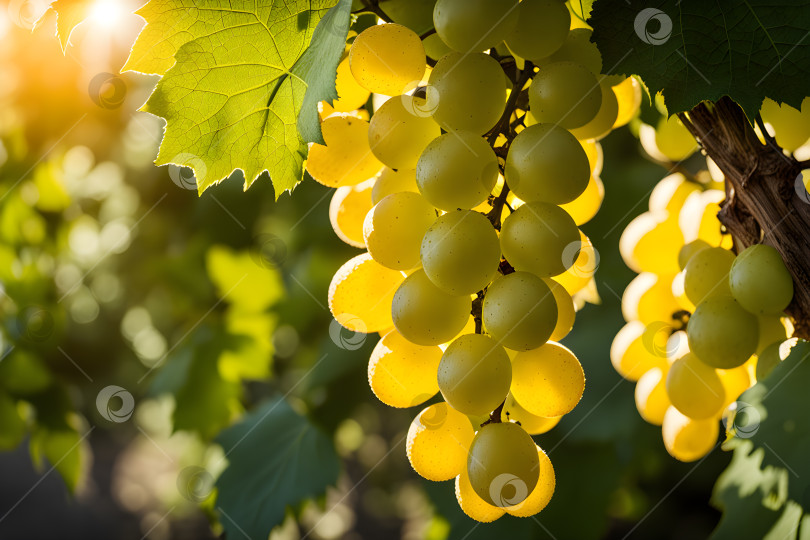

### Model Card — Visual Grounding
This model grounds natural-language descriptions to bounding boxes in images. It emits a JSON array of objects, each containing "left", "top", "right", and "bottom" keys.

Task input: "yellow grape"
[
  {"left": 349, "top": 24, "right": 426, "bottom": 96},
  {"left": 656, "top": 115, "right": 699, "bottom": 161},
  {"left": 307, "top": 116, "right": 383, "bottom": 187},
  {"left": 678, "top": 239, "right": 711, "bottom": 270},
  {"left": 505, "top": 0, "right": 570, "bottom": 61},
  {"left": 621, "top": 272, "right": 681, "bottom": 326},
  {"left": 368, "top": 329, "right": 441, "bottom": 408},
  {"left": 610, "top": 321, "right": 668, "bottom": 381},
  {"left": 505, "top": 445, "right": 556, "bottom": 518},
  {"left": 662, "top": 406, "right": 718, "bottom": 462},
  {"left": 560, "top": 174, "right": 604, "bottom": 225},
  {"left": 569, "top": 79, "right": 619, "bottom": 141},
  {"left": 687, "top": 297, "right": 759, "bottom": 369},
  {"left": 759, "top": 97, "right": 810, "bottom": 151},
  {"left": 635, "top": 367, "right": 671, "bottom": 426},
  {"left": 553, "top": 231, "right": 597, "bottom": 295},
  {"left": 433, "top": 0, "right": 519, "bottom": 52},
  {"left": 501, "top": 202, "right": 580, "bottom": 278},
  {"left": 332, "top": 56, "right": 371, "bottom": 112},
  {"left": 456, "top": 464, "right": 506, "bottom": 523},
  {"left": 467, "top": 422, "right": 539, "bottom": 507},
  {"left": 391, "top": 269, "right": 471, "bottom": 345},
  {"left": 364, "top": 191, "right": 436, "bottom": 270},
  {"left": 544, "top": 278, "right": 575, "bottom": 341},
  {"left": 329, "top": 180, "right": 374, "bottom": 248},
  {"left": 529, "top": 61, "right": 602, "bottom": 129},
  {"left": 502, "top": 393, "right": 561, "bottom": 435},
  {"left": 483, "top": 272, "right": 558, "bottom": 351},
  {"left": 541, "top": 28, "right": 602, "bottom": 74},
  {"left": 329, "top": 253, "right": 404, "bottom": 333},
  {"left": 729, "top": 244, "right": 794, "bottom": 315},
  {"left": 511, "top": 342, "right": 585, "bottom": 417},
  {"left": 371, "top": 168, "right": 419, "bottom": 204},
  {"left": 619, "top": 211, "right": 683, "bottom": 275},
  {"left": 407, "top": 402, "right": 474, "bottom": 481},
  {"left": 368, "top": 95, "right": 441, "bottom": 170},
  {"left": 612, "top": 76, "right": 642, "bottom": 128},
  {"left": 717, "top": 364, "right": 752, "bottom": 411},
  {"left": 580, "top": 139, "right": 603, "bottom": 176},
  {"left": 671, "top": 271, "right": 696, "bottom": 312},
  {"left": 683, "top": 246, "right": 735, "bottom": 305},
  {"left": 648, "top": 173, "right": 701, "bottom": 215},
  {"left": 666, "top": 353, "right": 725, "bottom": 419},
  {"left": 679, "top": 189, "right": 733, "bottom": 249},
  {"left": 438, "top": 334, "right": 512, "bottom": 416}
]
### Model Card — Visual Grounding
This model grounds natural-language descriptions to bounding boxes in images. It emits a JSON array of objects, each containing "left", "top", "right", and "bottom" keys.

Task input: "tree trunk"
[{"left": 678, "top": 97, "right": 810, "bottom": 339}]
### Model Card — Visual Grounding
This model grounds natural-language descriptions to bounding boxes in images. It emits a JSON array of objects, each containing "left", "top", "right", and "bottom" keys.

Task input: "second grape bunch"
[{"left": 313, "top": 0, "right": 640, "bottom": 522}]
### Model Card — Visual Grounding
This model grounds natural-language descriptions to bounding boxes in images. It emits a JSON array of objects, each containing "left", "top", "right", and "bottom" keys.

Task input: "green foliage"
[
  {"left": 590, "top": 1, "right": 810, "bottom": 119},
  {"left": 215, "top": 397, "right": 340, "bottom": 538},
  {"left": 125, "top": 0, "right": 352, "bottom": 197}
]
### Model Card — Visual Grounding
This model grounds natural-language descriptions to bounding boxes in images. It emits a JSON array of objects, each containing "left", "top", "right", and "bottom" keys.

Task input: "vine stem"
[{"left": 356, "top": 0, "right": 393, "bottom": 22}]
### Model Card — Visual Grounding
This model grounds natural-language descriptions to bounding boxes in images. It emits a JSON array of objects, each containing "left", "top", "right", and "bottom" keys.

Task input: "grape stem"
[
  {"left": 480, "top": 399, "right": 506, "bottom": 426},
  {"left": 485, "top": 62, "right": 534, "bottom": 147},
  {"left": 355, "top": 0, "right": 393, "bottom": 22},
  {"left": 419, "top": 28, "right": 436, "bottom": 40}
]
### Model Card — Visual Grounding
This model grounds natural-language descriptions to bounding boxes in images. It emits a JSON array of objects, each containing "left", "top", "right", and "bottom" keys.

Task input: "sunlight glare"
[{"left": 89, "top": 0, "right": 124, "bottom": 27}]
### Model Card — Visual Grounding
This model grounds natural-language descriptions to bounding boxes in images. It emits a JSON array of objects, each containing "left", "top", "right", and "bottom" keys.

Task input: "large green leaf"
[
  {"left": 590, "top": 1, "right": 810, "bottom": 119},
  {"left": 125, "top": 0, "right": 353, "bottom": 197},
  {"left": 215, "top": 397, "right": 340, "bottom": 539}
]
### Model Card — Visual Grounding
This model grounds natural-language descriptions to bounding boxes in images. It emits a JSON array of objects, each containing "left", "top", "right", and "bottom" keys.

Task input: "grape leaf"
[
  {"left": 215, "top": 397, "right": 340, "bottom": 539},
  {"left": 125, "top": 0, "right": 353, "bottom": 197},
  {"left": 37, "top": 0, "right": 94, "bottom": 53},
  {"left": 590, "top": 1, "right": 810, "bottom": 120}
]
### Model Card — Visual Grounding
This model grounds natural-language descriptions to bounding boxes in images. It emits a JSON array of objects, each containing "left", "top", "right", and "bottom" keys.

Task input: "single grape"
[
  {"left": 407, "top": 402, "right": 474, "bottom": 481},
  {"left": 379, "top": 0, "right": 435, "bottom": 34},
  {"left": 621, "top": 272, "right": 681, "bottom": 327},
  {"left": 666, "top": 353, "right": 725, "bottom": 419},
  {"left": 560, "top": 173, "right": 604, "bottom": 226},
  {"left": 307, "top": 116, "right": 383, "bottom": 187},
  {"left": 438, "top": 334, "right": 512, "bottom": 416},
  {"left": 456, "top": 460, "right": 506, "bottom": 523},
  {"left": 368, "top": 95, "right": 441, "bottom": 170},
  {"left": 544, "top": 278, "right": 575, "bottom": 341},
  {"left": 511, "top": 342, "right": 585, "bottom": 417},
  {"left": 505, "top": 123, "right": 590, "bottom": 205},
  {"left": 687, "top": 297, "right": 759, "bottom": 369},
  {"left": 683, "top": 246, "right": 735, "bottom": 305},
  {"left": 420, "top": 210, "right": 501, "bottom": 295},
  {"left": 610, "top": 321, "right": 668, "bottom": 381},
  {"left": 729, "top": 244, "right": 794, "bottom": 315},
  {"left": 329, "top": 253, "right": 404, "bottom": 333},
  {"left": 612, "top": 76, "right": 642, "bottom": 128},
  {"left": 678, "top": 239, "right": 711, "bottom": 270},
  {"left": 467, "top": 422, "right": 539, "bottom": 507},
  {"left": 364, "top": 191, "right": 436, "bottom": 270},
  {"left": 416, "top": 131, "right": 499, "bottom": 210},
  {"left": 649, "top": 173, "right": 701, "bottom": 215},
  {"left": 757, "top": 315, "right": 787, "bottom": 354},
  {"left": 504, "top": 0, "right": 570, "bottom": 60},
  {"left": 332, "top": 56, "right": 371, "bottom": 112},
  {"left": 500, "top": 202, "right": 580, "bottom": 278},
  {"left": 654, "top": 116, "right": 698, "bottom": 161},
  {"left": 504, "top": 445, "right": 555, "bottom": 517},
  {"left": 429, "top": 52, "right": 507, "bottom": 134},
  {"left": 569, "top": 79, "right": 619, "bottom": 141},
  {"left": 759, "top": 97, "right": 810, "bottom": 152},
  {"left": 369, "top": 329, "right": 441, "bottom": 407},
  {"left": 501, "top": 393, "right": 561, "bottom": 435},
  {"left": 662, "top": 406, "right": 719, "bottom": 462},
  {"left": 433, "top": 0, "right": 519, "bottom": 52},
  {"left": 619, "top": 211, "right": 684, "bottom": 276},
  {"left": 540, "top": 28, "right": 602, "bottom": 74},
  {"left": 483, "top": 272, "right": 558, "bottom": 351},
  {"left": 372, "top": 167, "right": 419, "bottom": 204},
  {"left": 391, "top": 269, "right": 471, "bottom": 345},
  {"left": 329, "top": 180, "right": 374, "bottom": 248},
  {"left": 635, "top": 367, "right": 671, "bottom": 426},
  {"left": 528, "top": 61, "right": 602, "bottom": 129},
  {"left": 349, "top": 24, "right": 426, "bottom": 96}
]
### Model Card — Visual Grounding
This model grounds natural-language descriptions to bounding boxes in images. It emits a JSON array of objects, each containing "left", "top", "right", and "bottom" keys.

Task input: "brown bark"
[{"left": 678, "top": 97, "right": 810, "bottom": 339}]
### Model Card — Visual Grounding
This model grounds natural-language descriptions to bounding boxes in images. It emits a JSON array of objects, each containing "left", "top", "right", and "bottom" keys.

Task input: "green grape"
[
  {"left": 654, "top": 116, "right": 698, "bottom": 161},
  {"left": 364, "top": 192, "right": 436, "bottom": 270},
  {"left": 756, "top": 339, "right": 798, "bottom": 381},
  {"left": 368, "top": 95, "right": 442, "bottom": 170},
  {"left": 329, "top": 253, "right": 404, "bottom": 333},
  {"left": 528, "top": 62, "right": 602, "bottom": 129},
  {"left": 429, "top": 52, "right": 507, "bottom": 134},
  {"left": 540, "top": 28, "right": 602, "bottom": 75},
  {"left": 511, "top": 342, "right": 585, "bottom": 417},
  {"left": 504, "top": 0, "right": 570, "bottom": 60},
  {"left": 467, "top": 422, "right": 539, "bottom": 507},
  {"left": 729, "top": 244, "right": 794, "bottom": 315},
  {"left": 502, "top": 393, "right": 561, "bottom": 435},
  {"left": 687, "top": 297, "right": 759, "bottom": 369},
  {"left": 665, "top": 353, "right": 725, "bottom": 419},
  {"left": 307, "top": 116, "right": 383, "bottom": 187},
  {"left": 392, "top": 269, "right": 471, "bottom": 345},
  {"left": 678, "top": 239, "right": 711, "bottom": 270},
  {"left": 544, "top": 278, "right": 575, "bottom": 341},
  {"left": 759, "top": 97, "right": 810, "bottom": 152},
  {"left": 407, "top": 402, "right": 474, "bottom": 481},
  {"left": 330, "top": 180, "right": 374, "bottom": 248},
  {"left": 505, "top": 123, "right": 589, "bottom": 204},
  {"left": 420, "top": 210, "right": 501, "bottom": 295},
  {"left": 483, "top": 272, "right": 558, "bottom": 351},
  {"left": 568, "top": 79, "right": 619, "bottom": 141},
  {"left": 349, "top": 24, "right": 426, "bottom": 96},
  {"left": 380, "top": 0, "right": 436, "bottom": 34},
  {"left": 757, "top": 315, "right": 787, "bottom": 354},
  {"left": 433, "top": 0, "right": 519, "bottom": 52},
  {"left": 369, "top": 329, "right": 441, "bottom": 407},
  {"left": 416, "top": 131, "right": 499, "bottom": 210},
  {"left": 500, "top": 202, "right": 580, "bottom": 278},
  {"left": 662, "top": 406, "right": 719, "bottom": 462},
  {"left": 635, "top": 367, "right": 671, "bottom": 426},
  {"left": 504, "top": 445, "right": 555, "bottom": 518},
  {"left": 683, "top": 246, "right": 735, "bottom": 305},
  {"left": 438, "top": 334, "right": 512, "bottom": 416},
  {"left": 423, "top": 33, "right": 453, "bottom": 61},
  {"left": 371, "top": 167, "right": 419, "bottom": 204}
]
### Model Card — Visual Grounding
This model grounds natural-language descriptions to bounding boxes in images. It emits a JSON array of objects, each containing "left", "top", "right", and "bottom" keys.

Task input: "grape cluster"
[
  {"left": 310, "top": 0, "right": 640, "bottom": 521},
  {"left": 614, "top": 110, "right": 801, "bottom": 462}
]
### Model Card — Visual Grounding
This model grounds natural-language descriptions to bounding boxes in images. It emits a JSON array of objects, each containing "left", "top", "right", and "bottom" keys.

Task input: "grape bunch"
[
  {"left": 306, "top": 0, "right": 640, "bottom": 521},
  {"left": 613, "top": 102, "right": 805, "bottom": 462}
]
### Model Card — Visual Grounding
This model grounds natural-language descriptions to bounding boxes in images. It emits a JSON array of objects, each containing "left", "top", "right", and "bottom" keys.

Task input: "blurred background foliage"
[{"left": 0, "top": 1, "right": 733, "bottom": 539}]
